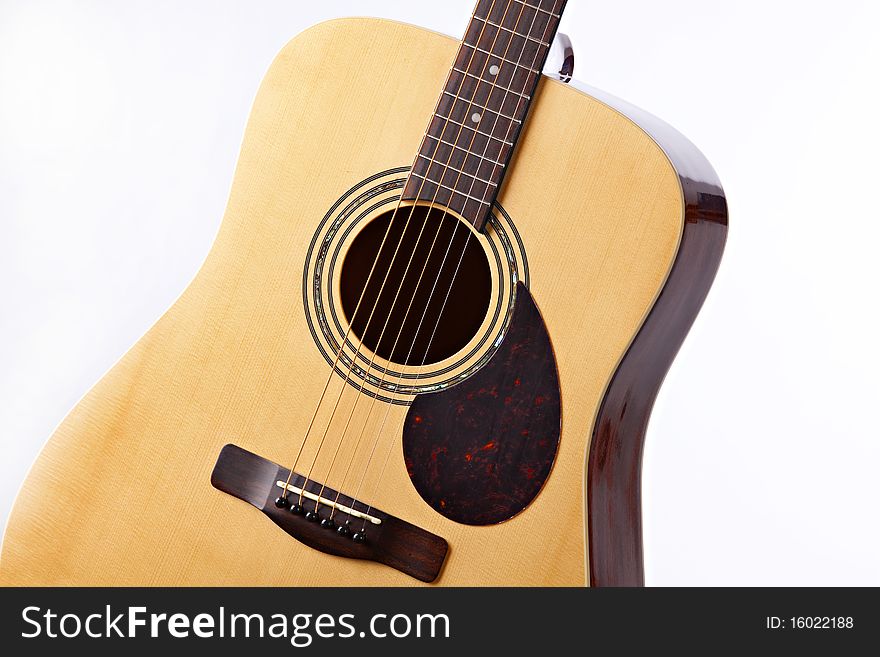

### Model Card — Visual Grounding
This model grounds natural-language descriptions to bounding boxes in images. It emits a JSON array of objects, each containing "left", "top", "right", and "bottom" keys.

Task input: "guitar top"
[{"left": 0, "top": 0, "right": 726, "bottom": 587}]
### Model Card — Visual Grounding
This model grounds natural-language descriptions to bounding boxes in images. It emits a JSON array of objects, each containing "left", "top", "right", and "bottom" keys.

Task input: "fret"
[
  {"left": 451, "top": 67, "right": 531, "bottom": 101},
  {"left": 423, "top": 130, "right": 509, "bottom": 176},
  {"left": 441, "top": 90, "right": 523, "bottom": 125},
  {"left": 460, "top": 42, "right": 540, "bottom": 75},
  {"left": 472, "top": 0, "right": 555, "bottom": 49},
  {"left": 426, "top": 133, "right": 464, "bottom": 154},
  {"left": 431, "top": 113, "right": 514, "bottom": 149},
  {"left": 428, "top": 113, "right": 511, "bottom": 163},
  {"left": 472, "top": 16, "right": 551, "bottom": 47},
  {"left": 425, "top": 133, "right": 507, "bottom": 168},
  {"left": 475, "top": 0, "right": 549, "bottom": 28},
  {"left": 417, "top": 154, "right": 498, "bottom": 189},
  {"left": 447, "top": 64, "right": 533, "bottom": 118},
  {"left": 462, "top": 25, "right": 544, "bottom": 73},
  {"left": 438, "top": 93, "right": 523, "bottom": 133},
  {"left": 405, "top": 0, "right": 567, "bottom": 232},
  {"left": 414, "top": 156, "right": 495, "bottom": 205},
  {"left": 512, "top": 0, "right": 560, "bottom": 19},
  {"left": 410, "top": 172, "right": 491, "bottom": 208},
  {"left": 453, "top": 52, "right": 536, "bottom": 97}
]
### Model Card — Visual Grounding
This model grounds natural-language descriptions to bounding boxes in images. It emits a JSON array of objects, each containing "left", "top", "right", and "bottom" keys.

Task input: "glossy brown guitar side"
[{"left": 580, "top": 84, "right": 727, "bottom": 585}]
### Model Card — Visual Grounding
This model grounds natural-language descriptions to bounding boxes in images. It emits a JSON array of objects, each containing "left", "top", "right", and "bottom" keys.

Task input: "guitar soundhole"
[{"left": 340, "top": 205, "right": 491, "bottom": 366}]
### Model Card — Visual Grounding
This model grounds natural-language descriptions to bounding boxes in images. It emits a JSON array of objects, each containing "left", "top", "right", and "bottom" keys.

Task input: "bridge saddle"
[{"left": 210, "top": 444, "right": 448, "bottom": 582}]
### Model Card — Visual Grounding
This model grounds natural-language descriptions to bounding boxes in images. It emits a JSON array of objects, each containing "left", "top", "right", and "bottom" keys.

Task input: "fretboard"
[{"left": 402, "top": 0, "right": 567, "bottom": 232}]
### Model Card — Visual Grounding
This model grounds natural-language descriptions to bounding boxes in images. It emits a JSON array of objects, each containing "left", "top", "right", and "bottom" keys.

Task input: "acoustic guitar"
[{"left": 0, "top": 0, "right": 726, "bottom": 586}]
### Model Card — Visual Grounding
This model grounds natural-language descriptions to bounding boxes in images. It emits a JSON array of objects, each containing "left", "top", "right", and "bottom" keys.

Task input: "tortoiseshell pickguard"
[{"left": 403, "top": 282, "right": 561, "bottom": 525}]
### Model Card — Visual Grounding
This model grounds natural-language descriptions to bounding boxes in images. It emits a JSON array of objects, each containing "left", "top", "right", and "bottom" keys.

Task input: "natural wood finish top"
[{"left": 0, "top": 17, "right": 683, "bottom": 586}]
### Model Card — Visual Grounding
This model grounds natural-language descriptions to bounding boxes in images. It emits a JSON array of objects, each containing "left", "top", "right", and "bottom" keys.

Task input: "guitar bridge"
[{"left": 210, "top": 444, "right": 448, "bottom": 582}]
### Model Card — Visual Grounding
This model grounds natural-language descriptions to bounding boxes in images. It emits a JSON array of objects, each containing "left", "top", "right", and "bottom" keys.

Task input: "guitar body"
[{"left": 0, "top": 18, "right": 726, "bottom": 586}]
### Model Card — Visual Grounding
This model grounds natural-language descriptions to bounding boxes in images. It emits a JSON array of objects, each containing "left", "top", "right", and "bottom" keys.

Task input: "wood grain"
[
  {"left": 0, "top": 18, "right": 688, "bottom": 586},
  {"left": 403, "top": 0, "right": 566, "bottom": 231},
  {"left": 212, "top": 444, "right": 448, "bottom": 582},
  {"left": 576, "top": 82, "right": 728, "bottom": 586}
]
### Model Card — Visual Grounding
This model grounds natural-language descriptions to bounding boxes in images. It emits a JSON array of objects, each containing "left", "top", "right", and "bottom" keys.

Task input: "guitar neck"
[{"left": 402, "top": 0, "right": 567, "bottom": 231}]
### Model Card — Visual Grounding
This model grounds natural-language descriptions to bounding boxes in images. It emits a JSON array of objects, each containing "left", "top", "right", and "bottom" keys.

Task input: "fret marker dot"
[
  {"left": 471, "top": 112, "right": 481, "bottom": 123},
  {"left": 489, "top": 65, "right": 500, "bottom": 76}
]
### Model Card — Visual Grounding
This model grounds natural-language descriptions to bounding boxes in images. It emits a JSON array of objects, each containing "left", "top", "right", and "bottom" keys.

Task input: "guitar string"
[
  {"left": 354, "top": 0, "right": 561, "bottom": 528},
  {"left": 286, "top": 0, "right": 553, "bottom": 517},
  {"left": 286, "top": 0, "right": 501, "bottom": 506},
  {"left": 279, "top": 161, "right": 424, "bottom": 495},
  {"left": 312, "top": 0, "right": 514, "bottom": 513},
  {"left": 322, "top": 0, "right": 530, "bottom": 521},
  {"left": 355, "top": 0, "right": 558, "bottom": 527}
]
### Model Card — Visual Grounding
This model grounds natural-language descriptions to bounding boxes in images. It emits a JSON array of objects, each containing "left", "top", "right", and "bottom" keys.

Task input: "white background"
[{"left": 1, "top": 0, "right": 878, "bottom": 586}]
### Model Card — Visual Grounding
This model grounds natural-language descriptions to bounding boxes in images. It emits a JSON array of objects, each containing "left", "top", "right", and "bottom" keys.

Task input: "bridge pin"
[
  {"left": 290, "top": 503, "right": 304, "bottom": 515},
  {"left": 337, "top": 522, "right": 351, "bottom": 537},
  {"left": 320, "top": 517, "right": 336, "bottom": 530},
  {"left": 305, "top": 510, "right": 319, "bottom": 522},
  {"left": 274, "top": 496, "right": 290, "bottom": 509},
  {"left": 352, "top": 531, "right": 367, "bottom": 543}
]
